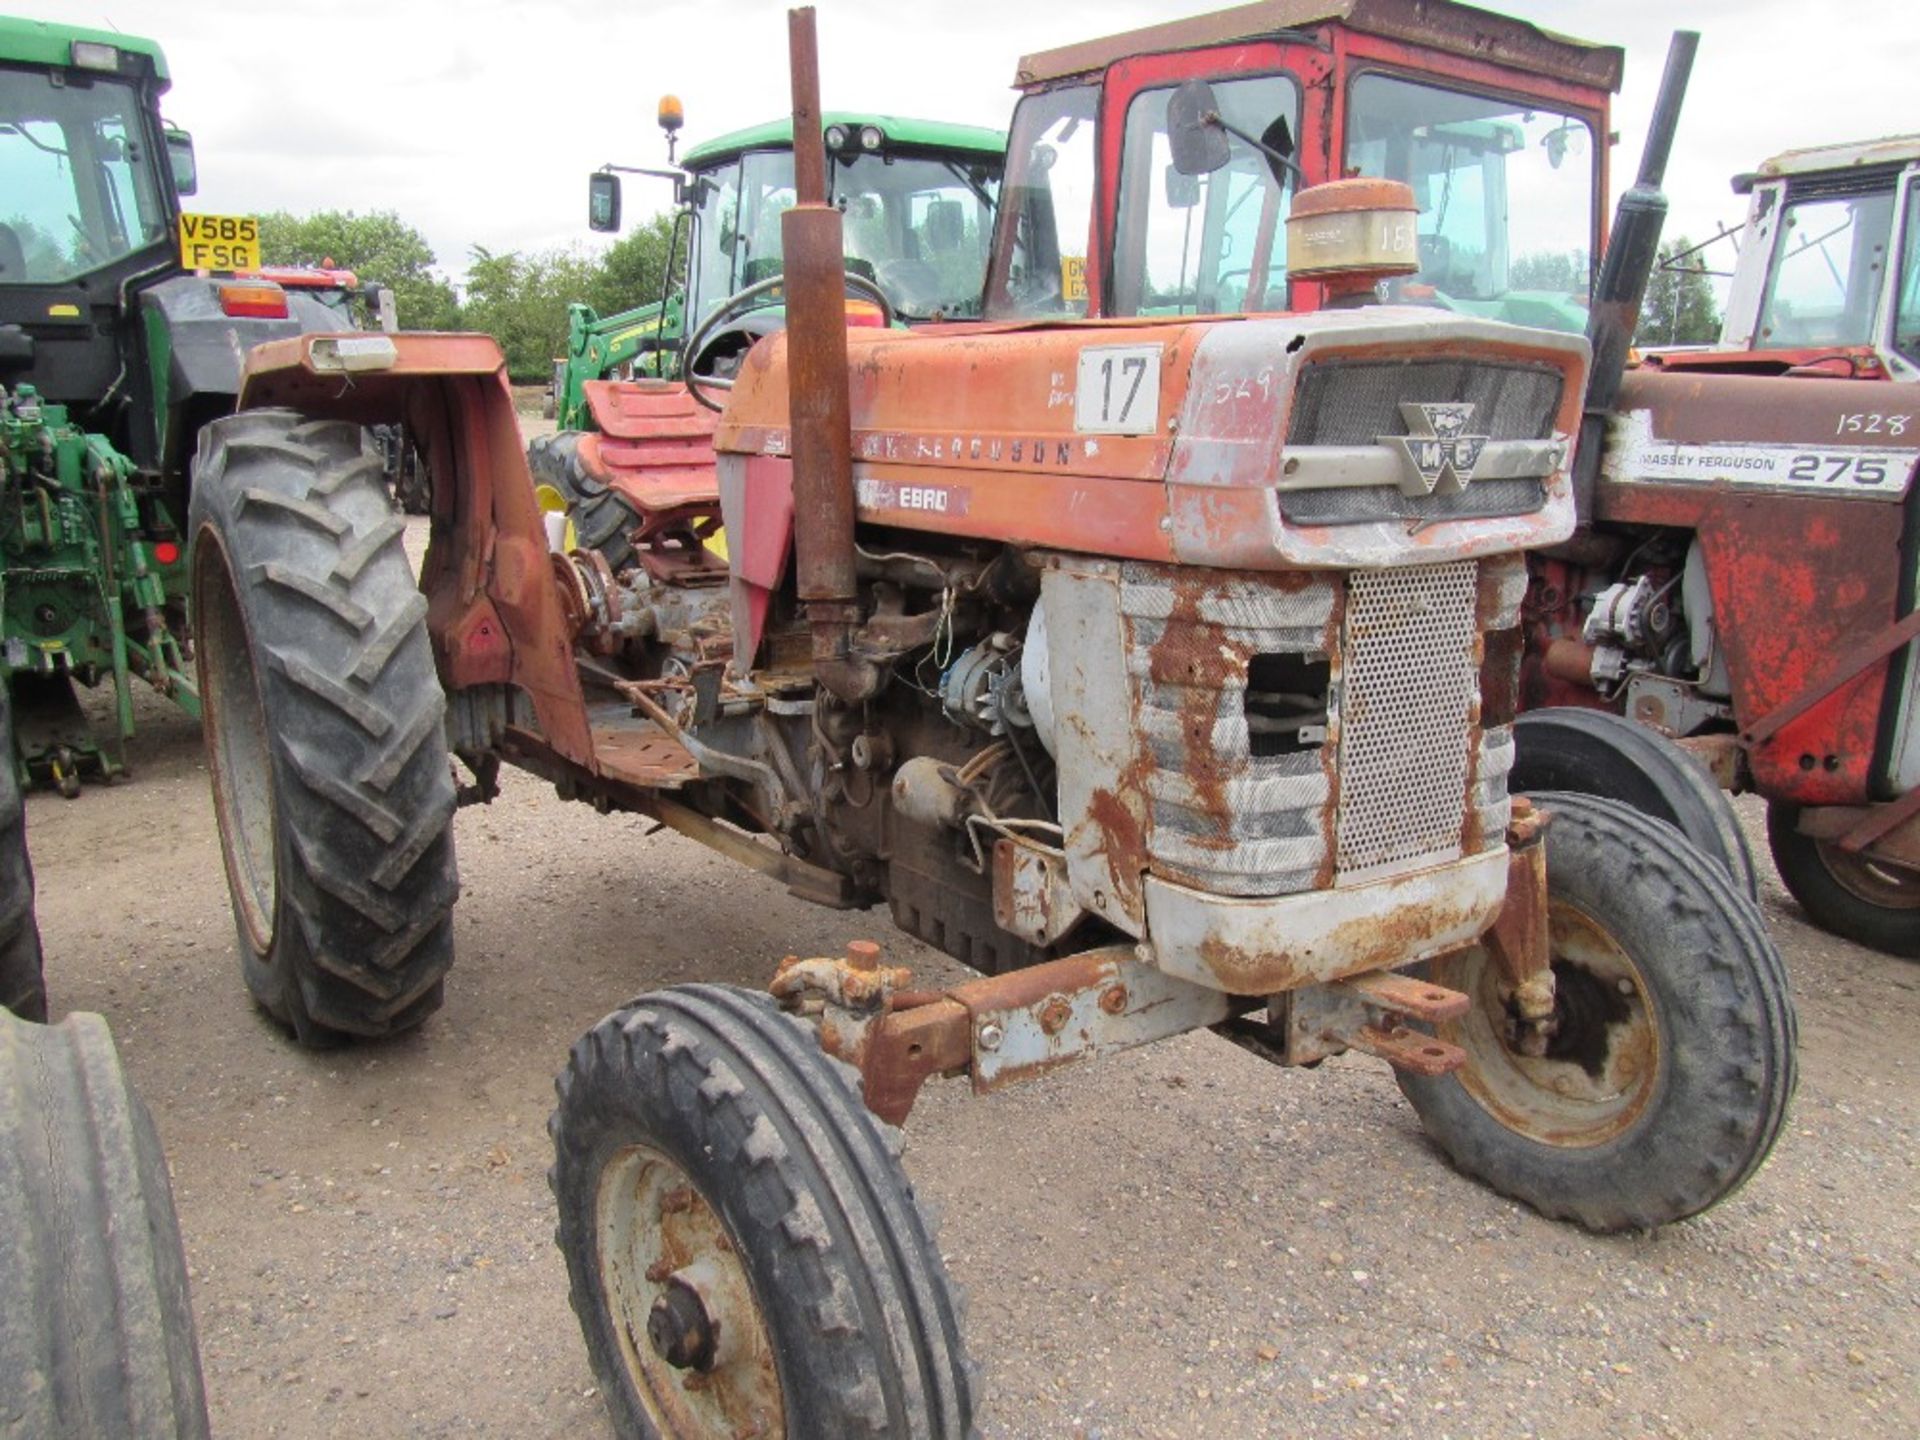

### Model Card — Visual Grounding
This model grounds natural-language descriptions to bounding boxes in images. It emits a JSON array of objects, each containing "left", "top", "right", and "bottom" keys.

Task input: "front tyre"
[
  {"left": 1397, "top": 792, "right": 1796, "bottom": 1232},
  {"left": 550, "top": 985, "right": 977, "bottom": 1439},
  {"left": 189, "top": 412, "right": 458, "bottom": 1045},
  {"left": 1767, "top": 800, "right": 1920, "bottom": 958},
  {"left": 0, "top": 679, "right": 45, "bottom": 1021}
]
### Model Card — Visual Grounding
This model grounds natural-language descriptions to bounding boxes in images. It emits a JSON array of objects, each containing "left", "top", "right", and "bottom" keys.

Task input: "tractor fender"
[{"left": 220, "top": 332, "right": 595, "bottom": 765}]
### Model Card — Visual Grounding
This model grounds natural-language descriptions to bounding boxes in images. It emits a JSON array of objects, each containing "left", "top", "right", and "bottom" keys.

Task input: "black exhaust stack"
[{"left": 1571, "top": 30, "right": 1699, "bottom": 524}]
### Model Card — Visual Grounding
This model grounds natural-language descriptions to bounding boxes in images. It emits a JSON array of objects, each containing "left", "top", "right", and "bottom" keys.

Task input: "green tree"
[
  {"left": 461, "top": 244, "right": 606, "bottom": 380},
  {"left": 587, "top": 213, "right": 683, "bottom": 318},
  {"left": 1510, "top": 248, "right": 1590, "bottom": 295},
  {"left": 1637, "top": 237, "right": 1721, "bottom": 346},
  {"left": 256, "top": 210, "right": 460, "bottom": 331}
]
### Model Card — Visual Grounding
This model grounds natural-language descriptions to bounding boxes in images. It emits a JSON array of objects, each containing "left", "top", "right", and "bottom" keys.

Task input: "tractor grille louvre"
[
  {"left": 1283, "top": 360, "right": 1562, "bottom": 528},
  {"left": 1286, "top": 360, "right": 1564, "bottom": 446},
  {"left": 1335, "top": 561, "right": 1481, "bottom": 879},
  {"left": 1121, "top": 564, "right": 1336, "bottom": 897}
]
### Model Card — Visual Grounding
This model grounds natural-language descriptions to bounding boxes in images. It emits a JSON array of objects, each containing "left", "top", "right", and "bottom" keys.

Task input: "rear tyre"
[
  {"left": 1511, "top": 706, "right": 1757, "bottom": 897},
  {"left": 189, "top": 411, "right": 458, "bottom": 1045},
  {"left": 0, "top": 1009, "right": 210, "bottom": 1437},
  {"left": 527, "top": 430, "right": 640, "bottom": 571},
  {"left": 1397, "top": 792, "right": 1796, "bottom": 1232},
  {"left": 0, "top": 681, "right": 46, "bottom": 1021},
  {"left": 551, "top": 985, "right": 977, "bottom": 1439},
  {"left": 1767, "top": 800, "right": 1920, "bottom": 958}
]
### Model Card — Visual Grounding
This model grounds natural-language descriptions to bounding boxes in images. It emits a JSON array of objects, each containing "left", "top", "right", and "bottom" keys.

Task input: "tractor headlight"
[{"left": 70, "top": 41, "right": 120, "bottom": 71}]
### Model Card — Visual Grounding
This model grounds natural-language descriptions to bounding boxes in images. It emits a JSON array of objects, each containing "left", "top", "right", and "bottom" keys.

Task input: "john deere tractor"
[
  {"left": 0, "top": 16, "right": 385, "bottom": 790},
  {"left": 533, "top": 102, "right": 1003, "bottom": 563}
]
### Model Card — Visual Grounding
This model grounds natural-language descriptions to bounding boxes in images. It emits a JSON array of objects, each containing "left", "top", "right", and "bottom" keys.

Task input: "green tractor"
[
  {"left": 535, "top": 100, "right": 1003, "bottom": 559},
  {"left": 0, "top": 16, "right": 387, "bottom": 791}
]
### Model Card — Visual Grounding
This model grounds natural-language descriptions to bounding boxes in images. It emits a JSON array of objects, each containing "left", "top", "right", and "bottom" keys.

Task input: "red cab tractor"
[{"left": 187, "top": 5, "right": 1794, "bottom": 1434}]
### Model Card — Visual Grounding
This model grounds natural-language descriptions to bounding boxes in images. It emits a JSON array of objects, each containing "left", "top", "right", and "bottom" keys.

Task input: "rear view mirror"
[
  {"left": 165, "top": 127, "right": 197, "bottom": 197},
  {"left": 588, "top": 172, "right": 622, "bottom": 233},
  {"left": 1167, "top": 79, "right": 1230, "bottom": 177}
]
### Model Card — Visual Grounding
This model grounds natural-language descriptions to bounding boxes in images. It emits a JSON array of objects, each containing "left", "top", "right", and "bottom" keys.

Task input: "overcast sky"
[{"left": 27, "top": 0, "right": 1920, "bottom": 293}]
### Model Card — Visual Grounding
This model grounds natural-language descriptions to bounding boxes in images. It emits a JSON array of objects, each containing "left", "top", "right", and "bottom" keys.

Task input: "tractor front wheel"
[
  {"left": 189, "top": 411, "right": 458, "bottom": 1045},
  {"left": 1767, "top": 800, "right": 1920, "bottom": 958},
  {"left": 1397, "top": 792, "right": 1796, "bottom": 1232},
  {"left": 550, "top": 985, "right": 977, "bottom": 1439},
  {"left": 0, "top": 679, "right": 45, "bottom": 1021}
]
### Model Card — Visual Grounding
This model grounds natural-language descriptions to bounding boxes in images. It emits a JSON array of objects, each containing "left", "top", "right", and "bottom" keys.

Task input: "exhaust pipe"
[
  {"left": 1571, "top": 29, "right": 1699, "bottom": 524},
  {"left": 781, "top": 6, "right": 876, "bottom": 702}
]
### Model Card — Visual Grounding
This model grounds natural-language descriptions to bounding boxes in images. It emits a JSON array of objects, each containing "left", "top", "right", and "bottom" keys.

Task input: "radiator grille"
[
  {"left": 1287, "top": 361, "right": 1563, "bottom": 446},
  {"left": 1279, "top": 477, "right": 1546, "bottom": 527},
  {"left": 1335, "top": 561, "right": 1480, "bottom": 878}
]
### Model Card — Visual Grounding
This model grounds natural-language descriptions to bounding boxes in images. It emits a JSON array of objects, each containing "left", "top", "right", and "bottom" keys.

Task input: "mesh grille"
[
  {"left": 1279, "top": 477, "right": 1546, "bottom": 527},
  {"left": 1335, "top": 561, "right": 1480, "bottom": 878},
  {"left": 1287, "top": 361, "right": 1563, "bottom": 446}
]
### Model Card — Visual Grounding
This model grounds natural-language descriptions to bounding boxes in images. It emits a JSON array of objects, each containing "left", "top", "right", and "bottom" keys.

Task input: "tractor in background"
[
  {"left": 0, "top": 16, "right": 392, "bottom": 789},
  {"left": 532, "top": 102, "right": 1003, "bottom": 568},
  {"left": 186, "top": 4, "right": 1793, "bottom": 1434},
  {"left": 1514, "top": 122, "right": 1920, "bottom": 955},
  {"left": 1646, "top": 133, "right": 1919, "bottom": 381}
]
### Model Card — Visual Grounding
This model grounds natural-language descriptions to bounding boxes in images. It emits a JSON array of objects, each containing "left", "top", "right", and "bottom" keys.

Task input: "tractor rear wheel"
[
  {"left": 1397, "top": 792, "right": 1796, "bottom": 1232},
  {"left": 189, "top": 411, "right": 458, "bottom": 1045},
  {"left": 0, "top": 1009, "right": 210, "bottom": 1437},
  {"left": 550, "top": 985, "right": 977, "bottom": 1439},
  {"left": 0, "top": 680, "right": 46, "bottom": 1021},
  {"left": 1510, "top": 706, "right": 1757, "bottom": 897},
  {"left": 1766, "top": 800, "right": 1920, "bottom": 958}
]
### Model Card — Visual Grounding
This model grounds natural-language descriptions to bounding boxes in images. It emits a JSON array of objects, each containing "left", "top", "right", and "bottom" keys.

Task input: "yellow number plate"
[
  {"left": 1060, "top": 255, "right": 1088, "bottom": 305},
  {"left": 177, "top": 213, "right": 261, "bottom": 272}
]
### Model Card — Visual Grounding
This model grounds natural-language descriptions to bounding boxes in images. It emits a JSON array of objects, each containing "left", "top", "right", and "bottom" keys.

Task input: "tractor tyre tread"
[
  {"left": 550, "top": 984, "right": 978, "bottom": 1439},
  {"left": 527, "top": 429, "right": 640, "bottom": 570},
  {"left": 1398, "top": 791, "right": 1796, "bottom": 1233},
  {"left": 189, "top": 411, "right": 457, "bottom": 1044},
  {"left": 0, "top": 681, "right": 45, "bottom": 1022},
  {"left": 1511, "top": 706, "right": 1758, "bottom": 898},
  {"left": 0, "top": 1010, "right": 209, "bottom": 1437}
]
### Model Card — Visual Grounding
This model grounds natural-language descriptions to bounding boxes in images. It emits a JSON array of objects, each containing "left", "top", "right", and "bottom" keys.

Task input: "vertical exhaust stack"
[
  {"left": 782, "top": 6, "right": 875, "bottom": 702},
  {"left": 1571, "top": 29, "right": 1699, "bottom": 524}
]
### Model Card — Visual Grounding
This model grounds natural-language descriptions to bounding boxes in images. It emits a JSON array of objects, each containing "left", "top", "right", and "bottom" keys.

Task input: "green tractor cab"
[{"left": 0, "top": 17, "right": 373, "bottom": 789}]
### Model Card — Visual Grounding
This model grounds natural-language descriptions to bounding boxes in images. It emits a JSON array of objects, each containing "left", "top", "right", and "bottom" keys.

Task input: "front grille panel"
[
  {"left": 1286, "top": 360, "right": 1564, "bottom": 446},
  {"left": 1280, "top": 477, "right": 1546, "bottom": 526},
  {"left": 1335, "top": 561, "right": 1481, "bottom": 879}
]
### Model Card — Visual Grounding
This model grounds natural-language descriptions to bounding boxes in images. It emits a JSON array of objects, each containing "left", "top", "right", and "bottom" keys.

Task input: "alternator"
[{"left": 941, "top": 633, "right": 1031, "bottom": 734}]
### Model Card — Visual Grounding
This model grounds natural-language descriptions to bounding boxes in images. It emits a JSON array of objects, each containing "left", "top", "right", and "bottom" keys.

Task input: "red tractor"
[{"left": 187, "top": 5, "right": 1794, "bottom": 1433}]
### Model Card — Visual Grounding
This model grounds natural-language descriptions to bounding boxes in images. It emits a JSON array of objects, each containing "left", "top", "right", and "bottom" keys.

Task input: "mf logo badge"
[{"left": 1386, "top": 402, "right": 1488, "bottom": 496}]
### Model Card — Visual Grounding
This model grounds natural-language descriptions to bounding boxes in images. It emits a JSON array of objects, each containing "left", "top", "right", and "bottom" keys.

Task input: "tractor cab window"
[
  {"left": 832, "top": 150, "right": 1001, "bottom": 320},
  {"left": 1110, "top": 74, "right": 1299, "bottom": 317},
  {"left": 1346, "top": 75, "right": 1595, "bottom": 333},
  {"left": 1896, "top": 182, "right": 1920, "bottom": 367},
  {"left": 685, "top": 145, "right": 1003, "bottom": 326},
  {"left": 1755, "top": 186, "right": 1896, "bottom": 350},
  {"left": 985, "top": 84, "right": 1099, "bottom": 319},
  {"left": 0, "top": 64, "right": 170, "bottom": 284}
]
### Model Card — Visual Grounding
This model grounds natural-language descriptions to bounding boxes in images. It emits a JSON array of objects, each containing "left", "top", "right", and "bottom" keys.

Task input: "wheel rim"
[
  {"left": 195, "top": 540, "right": 278, "bottom": 953},
  {"left": 595, "top": 1142, "right": 784, "bottom": 1438},
  {"left": 1435, "top": 902, "right": 1662, "bottom": 1148},
  {"left": 1813, "top": 840, "right": 1920, "bottom": 911}
]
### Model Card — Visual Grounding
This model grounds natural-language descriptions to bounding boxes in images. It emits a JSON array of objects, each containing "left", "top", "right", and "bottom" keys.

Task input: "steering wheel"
[{"left": 683, "top": 270, "right": 895, "bottom": 413}]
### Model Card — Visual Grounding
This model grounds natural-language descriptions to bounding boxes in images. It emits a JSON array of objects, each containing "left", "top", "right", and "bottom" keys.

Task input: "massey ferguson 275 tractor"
[
  {"left": 1518, "top": 121, "right": 1920, "bottom": 954},
  {"left": 187, "top": 4, "right": 1794, "bottom": 1433}
]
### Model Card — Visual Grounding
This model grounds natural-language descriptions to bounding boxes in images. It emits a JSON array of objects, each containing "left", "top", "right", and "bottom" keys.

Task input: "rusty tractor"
[
  {"left": 1516, "top": 112, "right": 1920, "bottom": 952},
  {"left": 186, "top": 3, "right": 1796, "bottom": 1433}
]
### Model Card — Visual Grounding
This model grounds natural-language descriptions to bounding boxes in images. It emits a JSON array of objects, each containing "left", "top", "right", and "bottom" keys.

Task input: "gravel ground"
[{"left": 19, "top": 481, "right": 1919, "bottom": 1437}]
